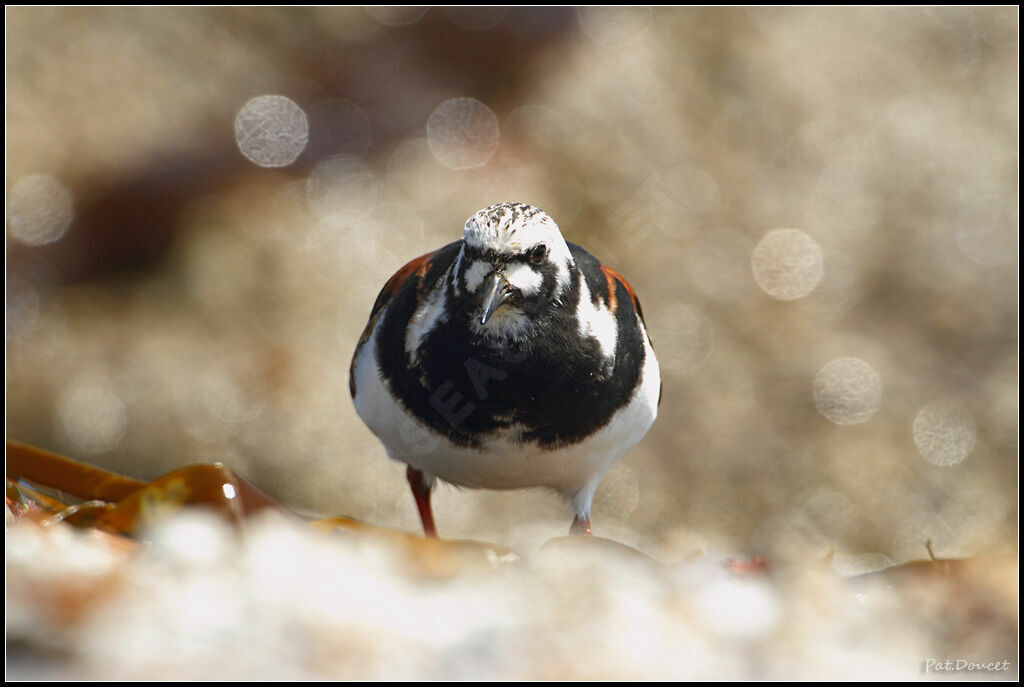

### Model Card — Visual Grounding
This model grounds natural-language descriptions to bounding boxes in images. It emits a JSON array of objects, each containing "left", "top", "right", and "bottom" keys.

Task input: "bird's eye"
[{"left": 528, "top": 244, "right": 548, "bottom": 264}]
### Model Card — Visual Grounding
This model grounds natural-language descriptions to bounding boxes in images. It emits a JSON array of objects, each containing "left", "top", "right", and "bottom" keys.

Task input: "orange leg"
[
  {"left": 406, "top": 466, "right": 437, "bottom": 538},
  {"left": 570, "top": 515, "right": 592, "bottom": 536}
]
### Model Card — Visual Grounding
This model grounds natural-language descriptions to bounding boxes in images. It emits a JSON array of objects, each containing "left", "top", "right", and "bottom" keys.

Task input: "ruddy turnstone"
[{"left": 350, "top": 202, "right": 660, "bottom": 536}]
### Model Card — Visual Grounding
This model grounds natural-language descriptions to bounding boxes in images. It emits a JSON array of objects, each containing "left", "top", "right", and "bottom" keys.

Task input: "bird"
[{"left": 349, "top": 202, "right": 660, "bottom": 537}]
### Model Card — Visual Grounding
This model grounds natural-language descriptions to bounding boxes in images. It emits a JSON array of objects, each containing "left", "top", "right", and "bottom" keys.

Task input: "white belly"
[{"left": 351, "top": 314, "right": 660, "bottom": 496}]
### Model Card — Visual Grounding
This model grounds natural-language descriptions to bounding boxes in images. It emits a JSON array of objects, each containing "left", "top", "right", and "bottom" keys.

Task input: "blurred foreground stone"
[{"left": 5, "top": 442, "right": 1017, "bottom": 680}]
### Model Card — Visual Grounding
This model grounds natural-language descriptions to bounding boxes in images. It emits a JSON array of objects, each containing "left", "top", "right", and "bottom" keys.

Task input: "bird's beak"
[{"left": 480, "top": 272, "right": 512, "bottom": 325}]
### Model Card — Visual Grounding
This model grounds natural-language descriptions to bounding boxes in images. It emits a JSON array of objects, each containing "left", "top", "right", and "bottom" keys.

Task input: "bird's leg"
[
  {"left": 569, "top": 515, "right": 592, "bottom": 536},
  {"left": 406, "top": 466, "right": 438, "bottom": 538}
]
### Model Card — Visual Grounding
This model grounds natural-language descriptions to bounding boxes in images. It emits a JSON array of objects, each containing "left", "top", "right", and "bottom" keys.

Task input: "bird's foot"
[{"left": 569, "top": 515, "right": 592, "bottom": 536}]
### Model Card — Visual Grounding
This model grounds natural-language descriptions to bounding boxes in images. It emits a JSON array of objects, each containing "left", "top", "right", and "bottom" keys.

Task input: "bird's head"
[{"left": 453, "top": 202, "right": 575, "bottom": 338}]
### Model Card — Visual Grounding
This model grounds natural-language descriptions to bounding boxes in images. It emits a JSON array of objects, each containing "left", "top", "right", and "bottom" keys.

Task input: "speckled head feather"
[{"left": 464, "top": 202, "right": 569, "bottom": 255}]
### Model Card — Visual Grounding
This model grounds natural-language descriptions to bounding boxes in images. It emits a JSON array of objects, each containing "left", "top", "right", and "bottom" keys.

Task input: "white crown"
[{"left": 463, "top": 202, "right": 563, "bottom": 253}]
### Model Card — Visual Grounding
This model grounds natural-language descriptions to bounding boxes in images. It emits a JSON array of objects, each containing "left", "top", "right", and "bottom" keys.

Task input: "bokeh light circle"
[
  {"left": 427, "top": 98, "right": 500, "bottom": 170},
  {"left": 235, "top": 95, "right": 309, "bottom": 168},
  {"left": 913, "top": 399, "right": 976, "bottom": 466},
  {"left": 813, "top": 358, "right": 882, "bottom": 425},
  {"left": 751, "top": 228, "right": 824, "bottom": 300},
  {"left": 305, "top": 155, "right": 378, "bottom": 227},
  {"left": 8, "top": 174, "right": 74, "bottom": 246}
]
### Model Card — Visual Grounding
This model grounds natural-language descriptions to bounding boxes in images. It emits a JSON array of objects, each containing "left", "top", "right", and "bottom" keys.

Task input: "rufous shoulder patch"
[{"left": 599, "top": 264, "right": 640, "bottom": 315}]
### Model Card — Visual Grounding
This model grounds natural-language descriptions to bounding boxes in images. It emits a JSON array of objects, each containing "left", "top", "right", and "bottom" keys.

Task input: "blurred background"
[{"left": 6, "top": 7, "right": 1018, "bottom": 566}]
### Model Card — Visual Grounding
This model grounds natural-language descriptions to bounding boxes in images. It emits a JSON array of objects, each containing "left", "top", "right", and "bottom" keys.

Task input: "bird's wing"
[
  {"left": 349, "top": 242, "right": 462, "bottom": 398},
  {"left": 598, "top": 263, "right": 647, "bottom": 325},
  {"left": 567, "top": 242, "right": 648, "bottom": 326},
  {"left": 569, "top": 242, "right": 660, "bottom": 407}
]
